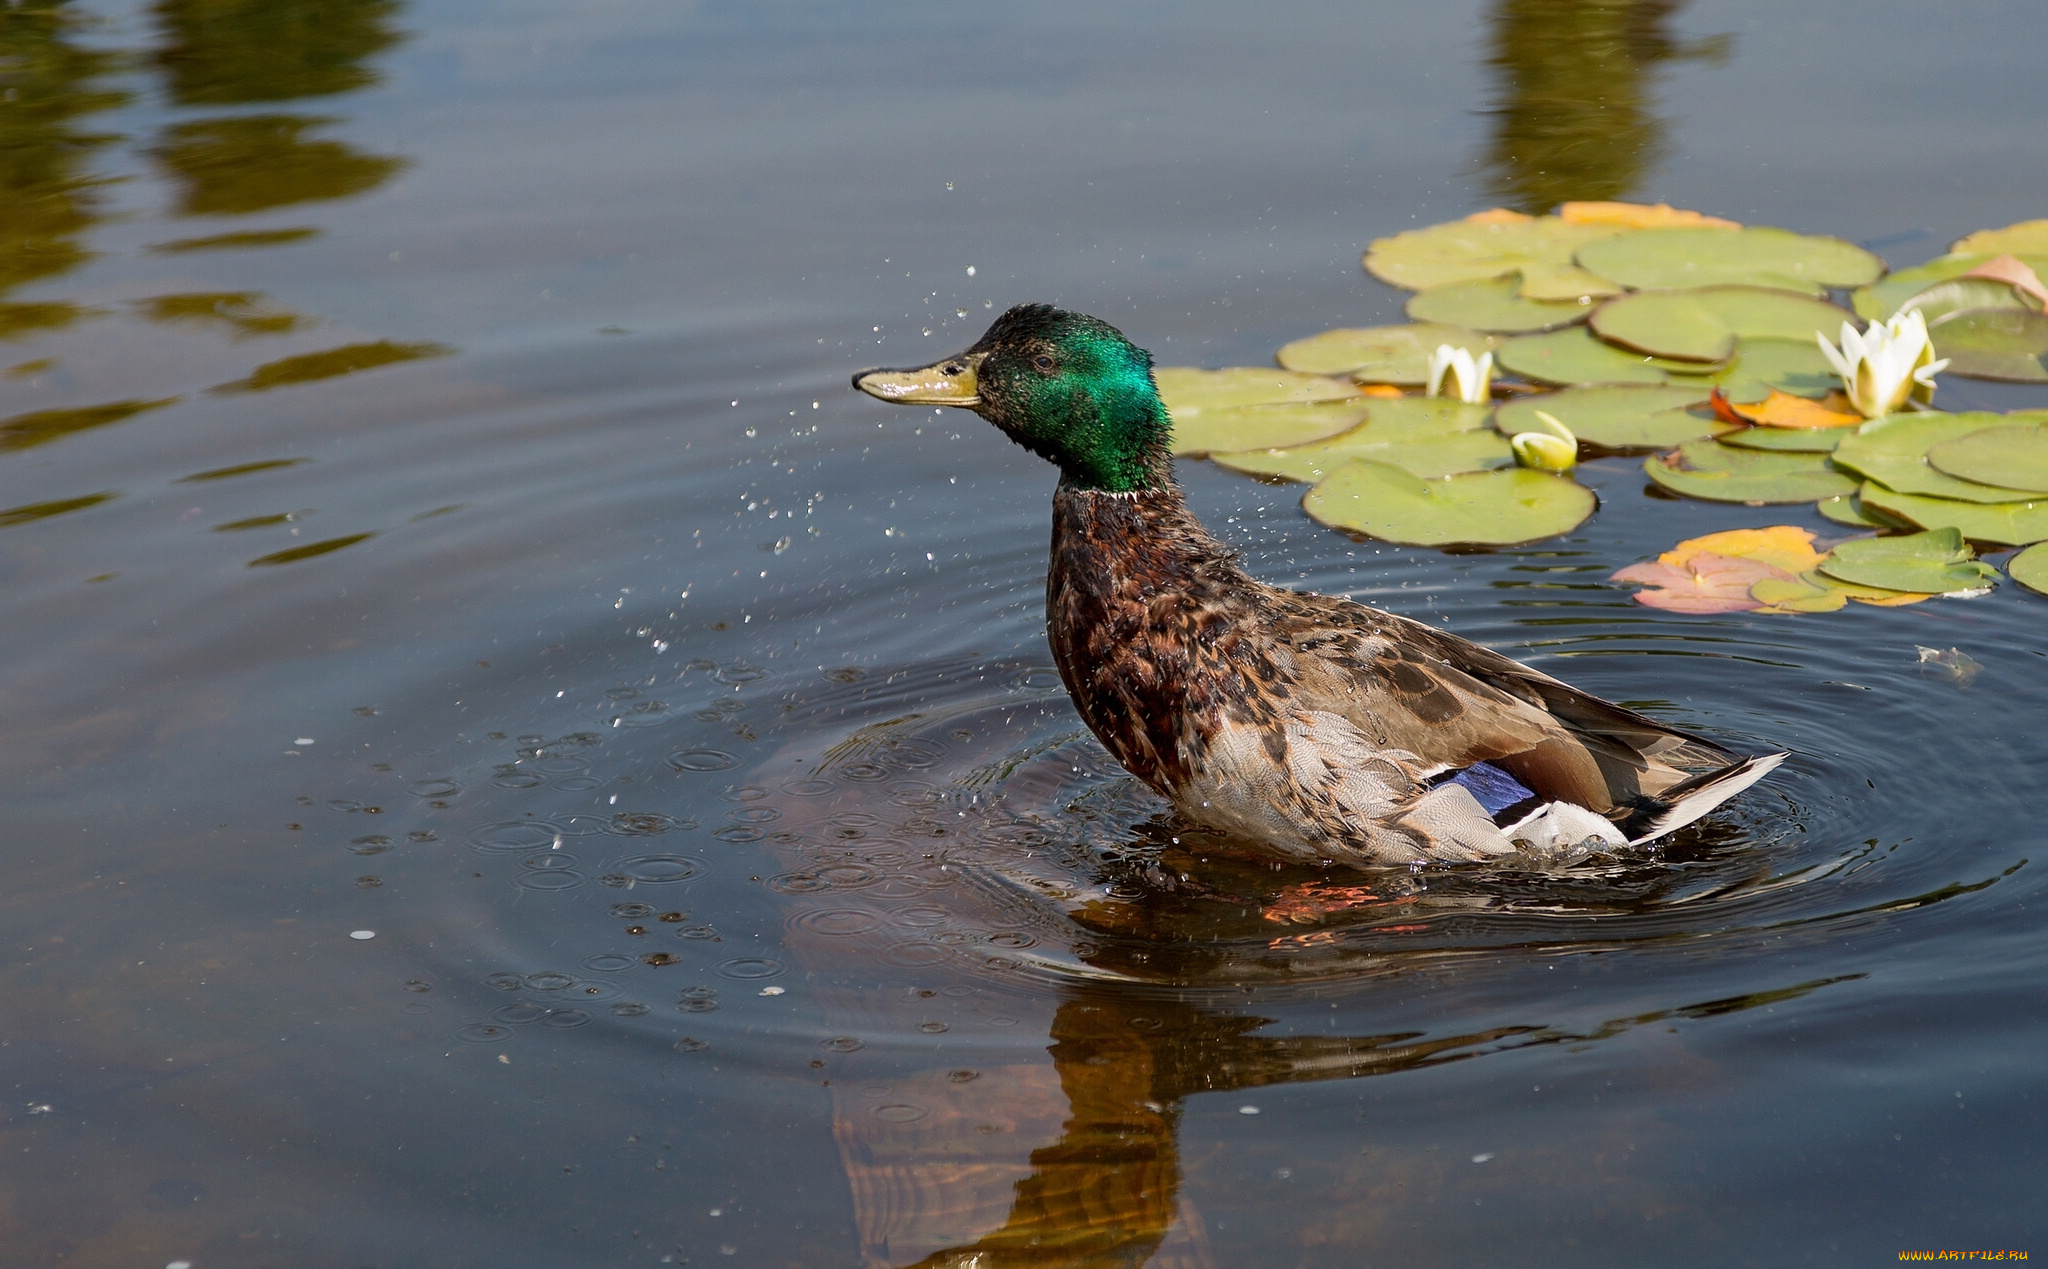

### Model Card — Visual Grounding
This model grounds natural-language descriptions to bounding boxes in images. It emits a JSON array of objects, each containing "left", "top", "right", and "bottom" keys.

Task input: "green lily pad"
[
  {"left": 1720, "top": 426, "right": 1842, "bottom": 453},
  {"left": 1154, "top": 366, "right": 1362, "bottom": 410},
  {"left": 1925, "top": 308, "right": 2048, "bottom": 382},
  {"left": 1953, "top": 220, "right": 2048, "bottom": 255},
  {"left": 1748, "top": 573, "right": 1850, "bottom": 613},
  {"left": 1816, "top": 493, "right": 1908, "bottom": 529},
  {"left": 1273, "top": 324, "right": 1499, "bottom": 383},
  {"left": 1363, "top": 217, "right": 1625, "bottom": 301},
  {"left": 1925, "top": 422, "right": 2048, "bottom": 494},
  {"left": 1851, "top": 254, "right": 2048, "bottom": 321},
  {"left": 1493, "top": 385, "right": 1723, "bottom": 452},
  {"left": 1644, "top": 439, "right": 1858, "bottom": 504},
  {"left": 1816, "top": 528, "right": 1998, "bottom": 594},
  {"left": 1670, "top": 338, "right": 1839, "bottom": 404},
  {"left": 1577, "top": 227, "right": 1884, "bottom": 296},
  {"left": 1857, "top": 483, "right": 2048, "bottom": 547},
  {"left": 1405, "top": 276, "right": 1591, "bottom": 333},
  {"left": 1898, "top": 278, "right": 2036, "bottom": 325},
  {"left": 1217, "top": 428, "right": 1511, "bottom": 483},
  {"left": 1496, "top": 327, "right": 1711, "bottom": 385},
  {"left": 1211, "top": 397, "right": 1497, "bottom": 474},
  {"left": 1303, "top": 460, "right": 1595, "bottom": 546},
  {"left": 1830, "top": 412, "right": 2026, "bottom": 503},
  {"left": 2008, "top": 541, "right": 2048, "bottom": 597},
  {"left": 1590, "top": 286, "right": 1853, "bottom": 363},
  {"left": 1166, "top": 400, "right": 1374, "bottom": 457}
]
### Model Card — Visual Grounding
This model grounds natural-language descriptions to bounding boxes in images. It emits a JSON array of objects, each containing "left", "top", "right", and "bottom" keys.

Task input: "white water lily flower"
[
  {"left": 1510, "top": 409, "right": 1577, "bottom": 472},
  {"left": 1816, "top": 310, "right": 1950, "bottom": 418},
  {"left": 1426, "top": 343, "right": 1494, "bottom": 404}
]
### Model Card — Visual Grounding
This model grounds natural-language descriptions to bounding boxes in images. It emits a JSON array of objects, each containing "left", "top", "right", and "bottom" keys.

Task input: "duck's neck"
[{"left": 1049, "top": 476, "right": 1240, "bottom": 582}]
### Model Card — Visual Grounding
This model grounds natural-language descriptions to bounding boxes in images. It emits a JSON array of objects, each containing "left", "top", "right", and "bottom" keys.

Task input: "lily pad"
[
  {"left": 1217, "top": 428, "right": 1511, "bottom": 483},
  {"left": 1303, "top": 461, "right": 1595, "bottom": 546},
  {"left": 1154, "top": 366, "right": 1362, "bottom": 410},
  {"left": 1898, "top": 278, "right": 2037, "bottom": 325},
  {"left": 2008, "top": 541, "right": 2048, "bottom": 597},
  {"left": 1609, "top": 526, "right": 1819, "bottom": 613},
  {"left": 1747, "top": 573, "right": 1848, "bottom": 613},
  {"left": 1644, "top": 439, "right": 1857, "bottom": 504},
  {"left": 1591, "top": 286, "right": 1853, "bottom": 363},
  {"left": 1830, "top": 412, "right": 2026, "bottom": 504},
  {"left": 1493, "top": 385, "right": 1723, "bottom": 452},
  {"left": 1273, "top": 324, "right": 1499, "bottom": 383},
  {"left": 1925, "top": 308, "right": 2048, "bottom": 382},
  {"left": 1726, "top": 389, "right": 1861, "bottom": 430},
  {"left": 1577, "top": 227, "right": 1884, "bottom": 296},
  {"left": 1925, "top": 422, "right": 2048, "bottom": 494},
  {"left": 1720, "top": 427, "right": 1842, "bottom": 453},
  {"left": 1166, "top": 400, "right": 1374, "bottom": 457},
  {"left": 1857, "top": 483, "right": 2048, "bottom": 547},
  {"left": 1816, "top": 493, "right": 1906, "bottom": 528},
  {"left": 1816, "top": 527, "right": 1998, "bottom": 594},
  {"left": 1852, "top": 253, "right": 2048, "bottom": 321},
  {"left": 1405, "top": 277, "right": 1590, "bottom": 333},
  {"left": 1677, "top": 338, "right": 1839, "bottom": 404},
  {"left": 1496, "top": 327, "right": 1712, "bottom": 385},
  {"left": 1363, "top": 213, "right": 1625, "bottom": 301},
  {"left": 1953, "top": 220, "right": 2048, "bottom": 256}
]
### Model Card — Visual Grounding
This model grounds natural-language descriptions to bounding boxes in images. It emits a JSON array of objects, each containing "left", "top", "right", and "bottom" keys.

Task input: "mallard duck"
[{"left": 854, "top": 305, "right": 1782, "bottom": 866}]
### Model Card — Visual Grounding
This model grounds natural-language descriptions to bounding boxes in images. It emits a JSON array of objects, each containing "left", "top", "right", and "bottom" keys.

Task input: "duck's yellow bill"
[{"left": 852, "top": 353, "right": 981, "bottom": 407}]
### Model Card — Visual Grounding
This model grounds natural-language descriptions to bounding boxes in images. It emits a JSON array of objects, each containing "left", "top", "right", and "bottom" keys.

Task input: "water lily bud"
[{"left": 1511, "top": 430, "right": 1577, "bottom": 472}]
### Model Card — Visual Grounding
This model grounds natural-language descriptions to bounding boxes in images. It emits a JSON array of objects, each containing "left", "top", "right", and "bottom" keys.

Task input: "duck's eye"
[{"left": 1031, "top": 355, "right": 1055, "bottom": 373}]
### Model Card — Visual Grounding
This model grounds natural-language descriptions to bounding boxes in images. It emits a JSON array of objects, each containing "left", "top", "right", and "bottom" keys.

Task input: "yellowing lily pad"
[
  {"left": 1217, "top": 428, "right": 1511, "bottom": 483},
  {"left": 1815, "top": 527, "right": 1998, "bottom": 594},
  {"left": 1558, "top": 202, "right": 1741, "bottom": 231},
  {"left": 1496, "top": 327, "right": 1711, "bottom": 385},
  {"left": 1925, "top": 422, "right": 2048, "bottom": 494},
  {"left": 2008, "top": 541, "right": 2048, "bottom": 597},
  {"left": 1720, "top": 427, "right": 1842, "bottom": 453},
  {"left": 1493, "top": 385, "right": 1723, "bottom": 452},
  {"left": 1154, "top": 366, "right": 1362, "bottom": 410},
  {"left": 1577, "top": 227, "right": 1884, "bottom": 296},
  {"left": 1727, "top": 388, "right": 1861, "bottom": 430},
  {"left": 1363, "top": 213, "right": 1625, "bottom": 301},
  {"left": 1273, "top": 324, "right": 1499, "bottom": 382},
  {"left": 1952, "top": 220, "right": 2048, "bottom": 256},
  {"left": 1405, "top": 277, "right": 1590, "bottom": 333},
  {"left": 1303, "top": 461, "right": 1594, "bottom": 546},
  {"left": 1609, "top": 526, "right": 1817, "bottom": 613},
  {"left": 1829, "top": 412, "right": 2021, "bottom": 503},
  {"left": 1590, "top": 286, "right": 1853, "bottom": 364},
  {"left": 1644, "top": 439, "right": 1857, "bottom": 504},
  {"left": 1166, "top": 400, "right": 1374, "bottom": 457},
  {"left": 1857, "top": 483, "right": 2048, "bottom": 547},
  {"left": 1925, "top": 308, "right": 2048, "bottom": 382}
]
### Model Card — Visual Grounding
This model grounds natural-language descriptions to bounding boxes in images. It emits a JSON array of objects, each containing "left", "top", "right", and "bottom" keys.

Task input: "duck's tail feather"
[{"left": 1613, "top": 752, "right": 1786, "bottom": 845}]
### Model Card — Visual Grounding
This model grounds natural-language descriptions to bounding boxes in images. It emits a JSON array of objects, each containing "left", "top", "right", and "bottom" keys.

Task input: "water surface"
[{"left": 6, "top": 0, "right": 2048, "bottom": 1264}]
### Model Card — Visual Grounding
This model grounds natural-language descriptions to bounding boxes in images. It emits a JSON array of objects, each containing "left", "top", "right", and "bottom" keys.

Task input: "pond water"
[{"left": 7, "top": 0, "right": 2048, "bottom": 1264}]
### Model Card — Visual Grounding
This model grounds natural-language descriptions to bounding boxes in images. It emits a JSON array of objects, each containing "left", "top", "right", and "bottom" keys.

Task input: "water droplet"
[{"left": 349, "top": 930, "right": 376, "bottom": 940}]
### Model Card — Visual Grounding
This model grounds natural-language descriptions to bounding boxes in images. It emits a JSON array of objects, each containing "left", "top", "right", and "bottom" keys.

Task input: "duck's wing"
[{"left": 1264, "top": 592, "right": 1737, "bottom": 814}]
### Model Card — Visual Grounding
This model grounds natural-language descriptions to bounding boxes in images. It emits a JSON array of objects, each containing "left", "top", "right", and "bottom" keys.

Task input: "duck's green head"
[{"left": 853, "top": 304, "right": 1171, "bottom": 493}]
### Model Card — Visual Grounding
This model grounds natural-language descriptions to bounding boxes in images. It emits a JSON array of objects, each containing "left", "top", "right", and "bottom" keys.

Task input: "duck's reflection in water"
[{"left": 835, "top": 986, "right": 1533, "bottom": 1269}]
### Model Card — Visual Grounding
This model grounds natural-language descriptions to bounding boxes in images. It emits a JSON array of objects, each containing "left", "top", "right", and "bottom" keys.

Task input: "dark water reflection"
[
  {"left": 5, "top": 0, "right": 2048, "bottom": 1264},
  {"left": 1481, "top": 0, "right": 1731, "bottom": 213}
]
